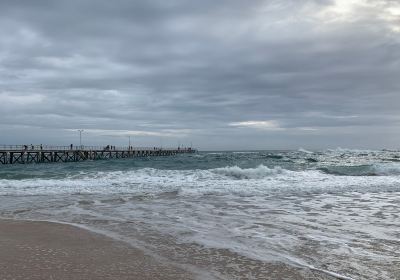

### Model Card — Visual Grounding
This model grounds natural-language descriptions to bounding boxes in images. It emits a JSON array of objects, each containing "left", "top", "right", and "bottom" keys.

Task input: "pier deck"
[{"left": 0, "top": 145, "right": 195, "bottom": 165}]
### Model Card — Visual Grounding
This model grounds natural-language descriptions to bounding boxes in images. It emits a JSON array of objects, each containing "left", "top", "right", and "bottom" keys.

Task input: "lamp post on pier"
[{"left": 78, "top": 129, "right": 84, "bottom": 149}]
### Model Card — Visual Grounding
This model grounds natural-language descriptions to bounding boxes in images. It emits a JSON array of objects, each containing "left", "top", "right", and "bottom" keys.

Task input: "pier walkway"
[{"left": 0, "top": 145, "right": 195, "bottom": 165}]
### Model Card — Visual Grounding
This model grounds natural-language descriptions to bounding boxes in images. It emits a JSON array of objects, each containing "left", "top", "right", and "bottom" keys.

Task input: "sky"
[{"left": 0, "top": 0, "right": 399, "bottom": 150}]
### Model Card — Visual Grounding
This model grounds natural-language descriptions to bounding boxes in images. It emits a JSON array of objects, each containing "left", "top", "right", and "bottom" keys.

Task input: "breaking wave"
[
  {"left": 1, "top": 164, "right": 400, "bottom": 197},
  {"left": 211, "top": 165, "right": 288, "bottom": 179},
  {"left": 319, "top": 163, "right": 400, "bottom": 176},
  {"left": 298, "top": 148, "right": 313, "bottom": 154}
]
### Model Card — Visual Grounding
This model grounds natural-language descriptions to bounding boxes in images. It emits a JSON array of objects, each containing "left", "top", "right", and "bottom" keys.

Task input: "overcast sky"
[{"left": 0, "top": 0, "right": 399, "bottom": 150}]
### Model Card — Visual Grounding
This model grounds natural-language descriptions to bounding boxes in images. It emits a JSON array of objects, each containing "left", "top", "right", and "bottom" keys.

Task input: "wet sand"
[
  {"left": 0, "top": 219, "right": 338, "bottom": 280},
  {"left": 0, "top": 219, "right": 193, "bottom": 280}
]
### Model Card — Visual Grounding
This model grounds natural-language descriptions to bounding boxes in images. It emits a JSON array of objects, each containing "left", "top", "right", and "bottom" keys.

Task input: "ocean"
[{"left": 0, "top": 149, "right": 399, "bottom": 279}]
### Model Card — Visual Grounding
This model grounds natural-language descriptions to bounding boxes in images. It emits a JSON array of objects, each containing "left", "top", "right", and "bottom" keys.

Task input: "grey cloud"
[{"left": 0, "top": 0, "right": 399, "bottom": 150}]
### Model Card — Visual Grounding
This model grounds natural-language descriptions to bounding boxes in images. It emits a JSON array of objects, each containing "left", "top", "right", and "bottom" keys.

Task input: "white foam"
[
  {"left": 211, "top": 165, "right": 288, "bottom": 179},
  {"left": 325, "top": 147, "right": 380, "bottom": 154},
  {"left": 298, "top": 148, "right": 314, "bottom": 154},
  {"left": 1, "top": 165, "right": 400, "bottom": 197}
]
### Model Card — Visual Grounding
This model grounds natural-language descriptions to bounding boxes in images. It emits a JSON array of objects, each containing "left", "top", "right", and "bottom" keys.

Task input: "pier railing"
[{"left": 0, "top": 145, "right": 192, "bottom": 152}]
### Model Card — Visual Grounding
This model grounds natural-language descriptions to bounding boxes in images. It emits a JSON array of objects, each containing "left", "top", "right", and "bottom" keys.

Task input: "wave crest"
[
  {"left": 371, "top": 163, "right": 400, "bottom": 176},
  {"left": 319, "top": 163, "right": 400, "bottom": 176},
  {"left": 298, "top": 148, "right": 313, "bottom": 154},
  {"left": 211, "top": 165, "right": 288, "bottom": 179},
  {"left": 1, "top": 163, "right": 400, "bottom": 197}
]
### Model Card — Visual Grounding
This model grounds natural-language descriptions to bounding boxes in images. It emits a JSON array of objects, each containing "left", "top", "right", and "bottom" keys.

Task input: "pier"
[{"left": 0, "top": 145, "right": 195, "bottom": 165}]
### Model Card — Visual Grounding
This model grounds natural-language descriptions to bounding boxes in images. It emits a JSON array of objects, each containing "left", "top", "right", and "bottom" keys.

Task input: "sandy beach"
[
  {"left": 0, "top": 218, "right": 342, "bottom": 280},
  {"left": 0, "top": 219, "right": 193, "bottom": 280}
]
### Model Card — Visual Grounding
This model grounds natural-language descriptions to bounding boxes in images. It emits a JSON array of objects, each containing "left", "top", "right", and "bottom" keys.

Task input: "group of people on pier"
[{"left": 23, "top": 144, "right": 43, "bottom": 150}]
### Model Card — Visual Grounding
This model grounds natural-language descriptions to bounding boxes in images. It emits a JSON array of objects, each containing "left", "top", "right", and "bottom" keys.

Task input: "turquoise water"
[{"left": 0, "top": 149, "right": 399, "bottom": 279}]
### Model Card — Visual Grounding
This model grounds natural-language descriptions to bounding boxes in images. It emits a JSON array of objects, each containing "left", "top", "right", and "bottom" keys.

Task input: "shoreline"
[
  {"left": 0, "top": 218, "right": 193, "bottom": 280},
  {"left": 0, "top": 218, "right": 341, "bottom": 280}
]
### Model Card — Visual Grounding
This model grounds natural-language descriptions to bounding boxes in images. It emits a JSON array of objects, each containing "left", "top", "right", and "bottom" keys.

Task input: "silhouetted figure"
[
  {"left": 40, "top": 144, "right": 43, "bottom": 150},
  {"left": 70, "top": 144, "right": 73, "bottom": 150}
]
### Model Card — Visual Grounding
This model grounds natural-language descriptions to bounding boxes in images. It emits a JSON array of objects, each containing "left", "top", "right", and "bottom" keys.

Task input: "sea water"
[{"left": 0, "top": 149, "right": 399, "bottom": 279}]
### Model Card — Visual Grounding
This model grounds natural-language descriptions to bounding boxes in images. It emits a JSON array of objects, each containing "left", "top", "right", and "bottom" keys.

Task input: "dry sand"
[{"left": 0, "top": 219, "right": 193, "bottom": 280}]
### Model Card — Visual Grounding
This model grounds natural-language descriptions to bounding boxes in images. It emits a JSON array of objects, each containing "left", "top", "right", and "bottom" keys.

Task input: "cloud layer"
[{"left": 0, "top": 0, "right": 399, "bottom": 149}]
